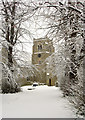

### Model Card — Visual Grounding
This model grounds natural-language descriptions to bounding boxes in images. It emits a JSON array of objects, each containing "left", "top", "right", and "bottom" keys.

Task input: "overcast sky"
[
  {"left": 14, "top": 12, "right": 49, "bottom": 64},
  {"left": 15, "top": 9, "right": 49, "bottom": 63},
  {"left": 1, "top": 0, "right": 84, "bottom": 64}
]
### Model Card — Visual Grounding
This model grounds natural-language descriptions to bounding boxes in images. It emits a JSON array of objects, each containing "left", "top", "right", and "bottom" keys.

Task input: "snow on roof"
[
  {"left": 46, "top": 51, "right": 49, "bottom": 53},
  {"left": 45, "top": 42, "right": 48, "bottom": 44},
  {"left": 34, "top": 51, "right": 50, "bottom": 54}
]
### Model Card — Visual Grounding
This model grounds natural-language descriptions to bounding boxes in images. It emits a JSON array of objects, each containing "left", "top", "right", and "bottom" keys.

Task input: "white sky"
[{"left": 15, "top": 13, "right": 49, "bottom": 64}]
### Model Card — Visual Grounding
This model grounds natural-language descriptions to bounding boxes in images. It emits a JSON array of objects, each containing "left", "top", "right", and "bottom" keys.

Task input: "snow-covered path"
[{"left": 2, "top": 86, "right": 77, "bottom": 118}]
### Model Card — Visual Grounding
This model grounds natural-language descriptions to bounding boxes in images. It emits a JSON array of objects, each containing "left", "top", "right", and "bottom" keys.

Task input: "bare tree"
[
  {"left": 1, "top": 0, "right": 38, "bottom": 93},
  {"left": 34, "top": 0, "right": 84, "bottom": 115}
]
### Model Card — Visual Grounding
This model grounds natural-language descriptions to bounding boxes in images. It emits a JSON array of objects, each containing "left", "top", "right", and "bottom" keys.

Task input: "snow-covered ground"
[
  {"left": 0, "top": 94, "right": 2, "bottom": 120},
  {"left": 2, "top": 85, "right": 78, "bottom": 118}
]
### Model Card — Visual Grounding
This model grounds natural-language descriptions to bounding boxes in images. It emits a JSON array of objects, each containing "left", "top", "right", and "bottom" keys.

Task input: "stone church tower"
[
  {"left": 32, "top": 37, "right": 54, "bottom": 66},
  {"left": 32, "top": 37, "right": 57, "bottom": 86}
]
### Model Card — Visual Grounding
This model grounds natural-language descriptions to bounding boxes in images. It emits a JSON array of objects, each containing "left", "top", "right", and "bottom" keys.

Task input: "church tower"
[
  {"left": 32, "top": 37, "right": 57, "bottom": 86},
  {"left": 32, "top": 37, "right": 54, "bottom": 66}
]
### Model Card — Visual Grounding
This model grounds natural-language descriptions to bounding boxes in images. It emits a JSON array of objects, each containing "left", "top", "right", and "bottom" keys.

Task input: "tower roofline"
[{"left": 33, "top": 36, "right": 52, "bottom": 42}]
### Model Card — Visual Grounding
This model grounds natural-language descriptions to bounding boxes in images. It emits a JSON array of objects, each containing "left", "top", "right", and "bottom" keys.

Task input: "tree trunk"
[{"left": 8, "top": 46, "right": 13, "bottom": 68}]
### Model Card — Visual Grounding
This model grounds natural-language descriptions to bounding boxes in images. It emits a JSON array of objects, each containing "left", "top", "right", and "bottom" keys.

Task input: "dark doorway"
[{"left": 49, "top": 79, "right": 51, "bottom": 86}]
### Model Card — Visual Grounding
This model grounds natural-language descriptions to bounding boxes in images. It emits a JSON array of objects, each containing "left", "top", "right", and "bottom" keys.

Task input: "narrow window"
[
  {"left": 40, "top": 45, "right": 42, "bottom": 50},
  {"left": 38, "top": 45, "right": 40, "bottom": 50},
  {"left": 38, "top": 44, "right": 42, "bottom": 50}
]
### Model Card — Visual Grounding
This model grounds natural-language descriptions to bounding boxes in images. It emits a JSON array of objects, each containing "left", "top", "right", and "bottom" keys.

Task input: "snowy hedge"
[{"left": 1, "top": 63, "right": 21, "bottom": 93}]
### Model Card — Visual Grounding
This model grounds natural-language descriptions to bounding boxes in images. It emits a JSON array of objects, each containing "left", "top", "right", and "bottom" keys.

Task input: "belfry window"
[{"left": 38, "top": 45, "right": 42, "bottom": 50}]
